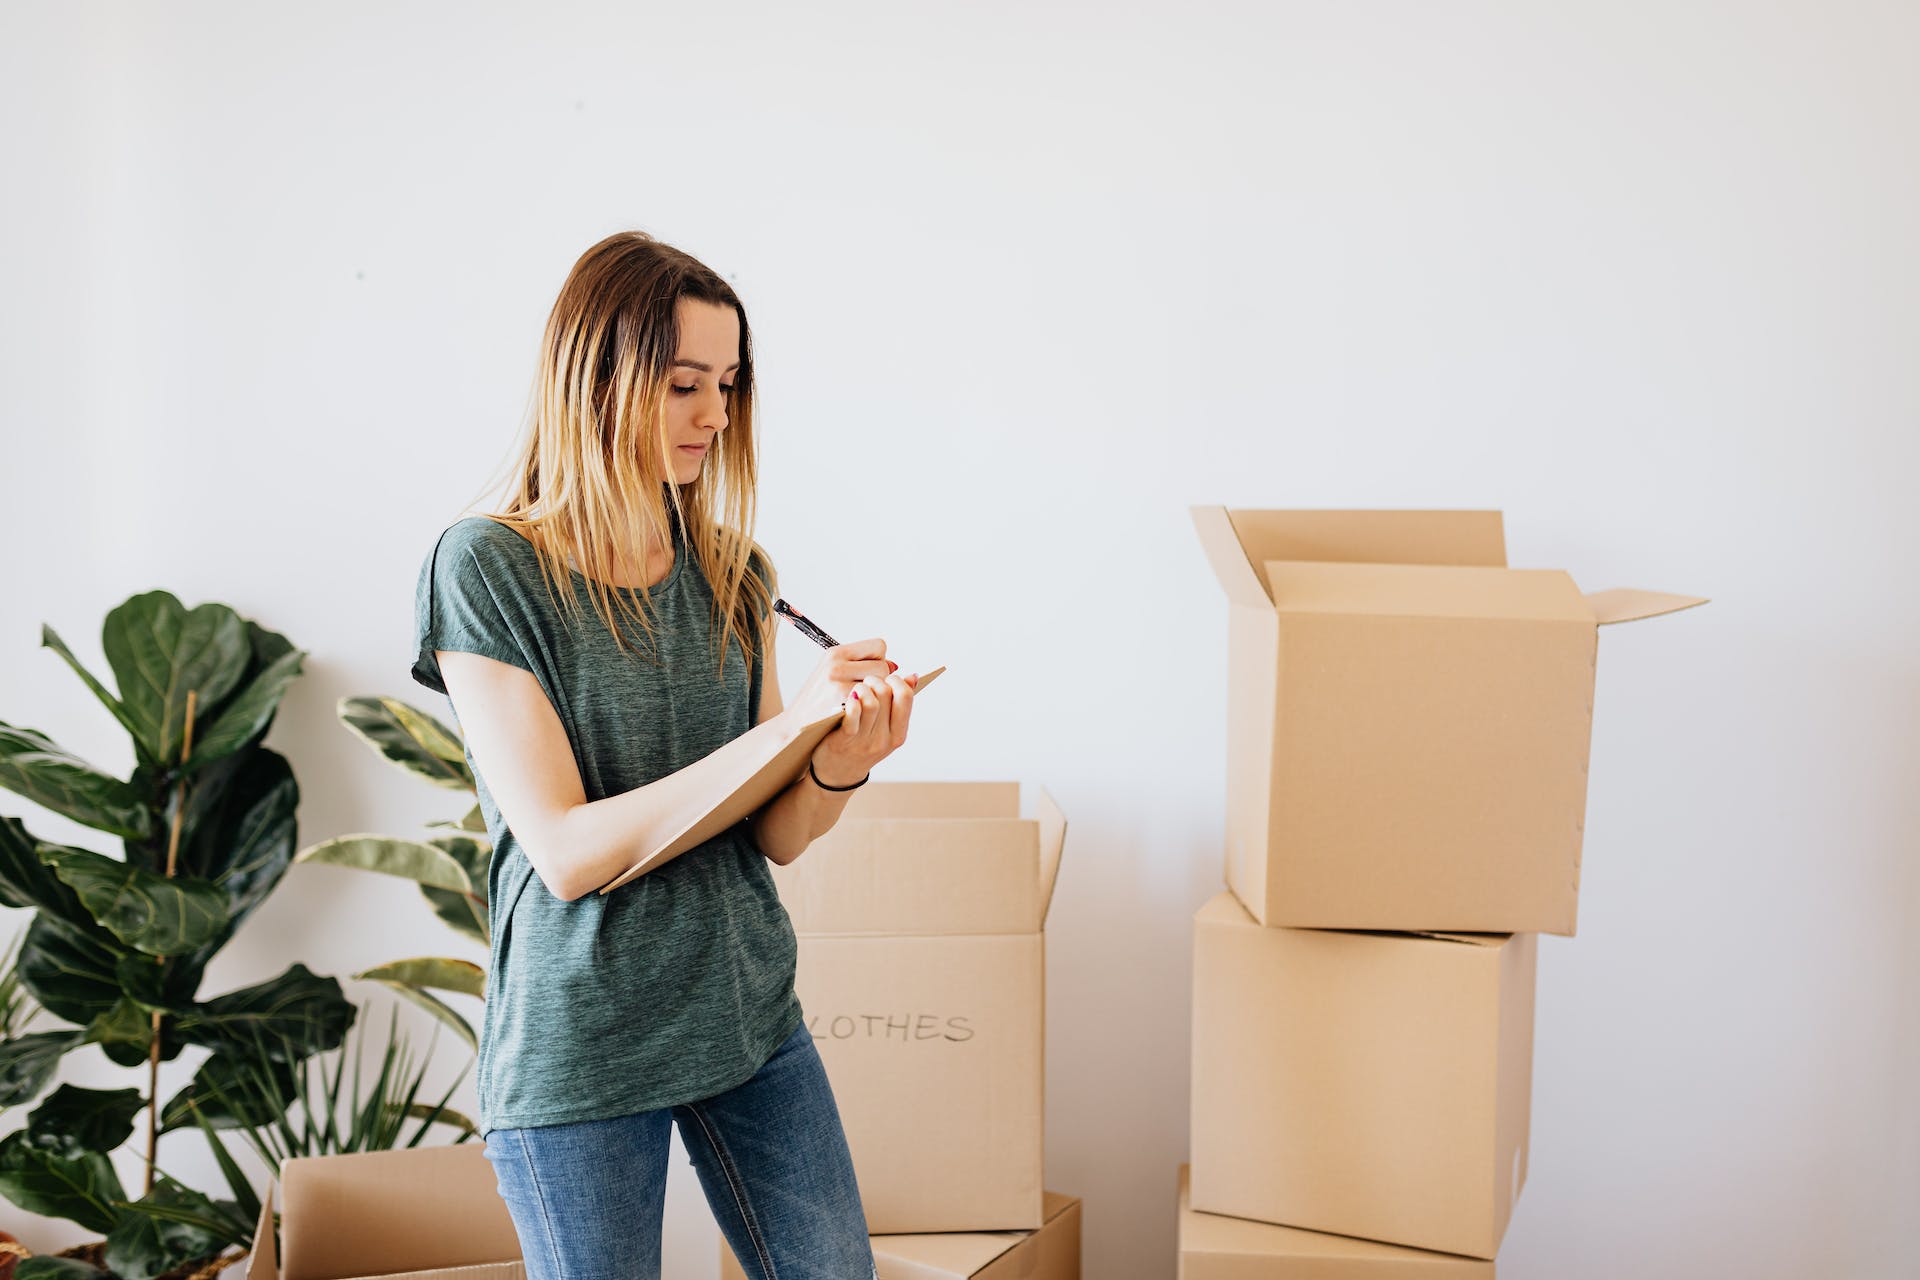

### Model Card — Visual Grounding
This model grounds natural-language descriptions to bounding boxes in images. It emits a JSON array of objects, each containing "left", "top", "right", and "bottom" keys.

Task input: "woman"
[{"left": 409, "top": 230, "right": 918, "bottom": 1279}]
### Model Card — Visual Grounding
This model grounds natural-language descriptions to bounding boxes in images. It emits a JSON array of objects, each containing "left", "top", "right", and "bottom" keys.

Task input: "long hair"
[{"left": 463, "top": 230, "right": 773, "bottom": 680}]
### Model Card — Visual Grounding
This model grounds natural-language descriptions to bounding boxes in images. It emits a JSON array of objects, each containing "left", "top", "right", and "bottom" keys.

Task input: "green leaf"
[
  {"left": 418, "top": 884, "right": 488, "bottom": 947},
  {"left": 399, "top": 1099, "right": 479, "bottom": 1139},
  {"left": 111, "top": 953, "right": 197, "bottom": 1016},
  {"left": 161, "top": 748, "right": 300, "bottom": 1000},
  {"left": 338, "top": 695, "right": 472, "bottom": 790},
  {"left": 293, "top": 834, "right": 475, "bottom": 894},
  {"left": 420, "top": 833, "right": 490, "bottom": 946},
  {"left": 184, "top": 647, "right": 307, "bottom": 775},
  {"left": 425, "top": 801, "right": 488, "bottom": 834},
  {"left": 39, "top": 623, "right": 150, "bottom": 766},
  {"left": 104, "top": 1173, "right": 246, "bottom": 1280},
  {"left": 159, "top": 1049, "right": 299, "bottom": 1133},
  {"left": 24, "top": 1084, "right": 147, "bottom": 1157},
  {"left": 16, "top": 914, "right": 127, "bottom": 1028},
  {"left": 0, "top": 1128, "right": 126, "bottom": 1233},
  {"left": 0, "top": 722, "right": 153, "bottom": 841},
  {"left": 0, "top": 1029, "right": 85, "bottom": 1108},
  {"left": 100, "top": 592, "right": 252, "bottom": 768},
  {"left": 354, "top": 957, "right": 484, "bottom": 1000},
  {"left": 182, "top": 1104, "right": 262, "bottom": 1227},
  {"left": 175, "top": 746, "right": 298, "bottom": 908},
  {"left": 80, "top": 995, "right": 163, "bottom": 1067},
  {"left": 363, "top": 982, "right": 477, "bottom": 1053},
  {"left": 0, "top": 818, "right": 97, "bottom": 937},
  {"left": 172, "top": 963, "right": 355, "bottom": 1062},
  {"left": 39, "top": 846, "right": 230, "bottom": 957}
]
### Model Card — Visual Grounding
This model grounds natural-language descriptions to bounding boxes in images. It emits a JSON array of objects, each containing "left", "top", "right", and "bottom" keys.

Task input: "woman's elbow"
[{"left": 749, "top": 815, "right": 804, "bottom": 867}]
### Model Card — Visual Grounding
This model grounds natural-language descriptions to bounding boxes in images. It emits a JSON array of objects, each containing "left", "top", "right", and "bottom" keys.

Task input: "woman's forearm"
[
  {"left": 749, "top": 759, "right": 862, "bottom": 865},
  {"left": 550, "top": 708, "right": 808, "bottom": 900}
]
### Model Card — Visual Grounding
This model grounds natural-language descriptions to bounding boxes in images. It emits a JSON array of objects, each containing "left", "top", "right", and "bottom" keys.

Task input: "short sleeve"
[{"left": 410, "top": 520, "right": 539, "bottom": 696}]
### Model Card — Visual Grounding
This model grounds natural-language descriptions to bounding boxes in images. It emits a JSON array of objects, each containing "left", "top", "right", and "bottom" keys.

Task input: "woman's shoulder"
[{"left": 433, "top": 514, "right": 543, "bottom": 566}]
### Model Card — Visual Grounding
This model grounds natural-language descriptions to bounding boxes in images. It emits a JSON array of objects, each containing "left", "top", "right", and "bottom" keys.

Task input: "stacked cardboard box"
[
  {"left": 757, "top": 780, "right": 1073, "bottom": 1239},
  {"left": 1180, "top": 507, "right": 1705, "bottom": 1271}
]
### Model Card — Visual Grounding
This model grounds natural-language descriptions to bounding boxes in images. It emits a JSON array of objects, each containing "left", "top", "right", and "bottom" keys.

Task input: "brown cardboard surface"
[
  {"left": 1177, "top": 1166, "right": 1493, "bottom": 1278},
  {"left": 596, "top": 666, "right": 947, "bottom": 894},
  {"left": 800, "top": 932, "right": 1045, "bottom": 1232},
  {"left": 1189, "top": 893, "right": 1536, "bottom": 1260},
  {"left": 771, "top": 781, "right": 1065, "bottom": 935},
  {"left": 769, "top": 781, "right": 1064, "bottom": 1233},
  {"left": 249, "top": 1144, "right": 523, "bottom": 1280},
  {"left": 721, "top": 1190, "right": 1081, "bottom": 1279},
  {"left": 1192, "top": 503, "right": 1707, "bottom": 935}
]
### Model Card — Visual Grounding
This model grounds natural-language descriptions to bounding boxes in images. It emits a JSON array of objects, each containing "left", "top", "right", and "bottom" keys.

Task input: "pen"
[
  {"left": 773, "top": 598, "right": 839, "bottom": 648},
  {"left": 774, "top": 599, "right": 901, "bottom": 675}
]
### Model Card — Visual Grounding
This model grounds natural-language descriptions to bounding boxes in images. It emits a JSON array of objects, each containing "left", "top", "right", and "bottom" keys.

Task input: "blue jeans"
[{"left": 482, "top": 1020, "right": 876, "bottom": 1280}]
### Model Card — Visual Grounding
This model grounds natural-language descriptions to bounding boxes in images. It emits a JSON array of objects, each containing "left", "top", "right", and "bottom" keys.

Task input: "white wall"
[{"left": 2, "top": 3, "right": 1914, "bottom": 1276}]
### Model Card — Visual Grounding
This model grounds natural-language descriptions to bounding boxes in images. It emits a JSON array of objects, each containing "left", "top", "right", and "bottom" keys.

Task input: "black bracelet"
[{"left": 808, "top": 760, "right": 869, "bottom": 792}]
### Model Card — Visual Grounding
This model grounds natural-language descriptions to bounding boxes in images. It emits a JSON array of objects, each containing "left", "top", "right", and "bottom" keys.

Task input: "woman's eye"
[{"left": 671, "top": 384, "right": 735, "bottom": 395}]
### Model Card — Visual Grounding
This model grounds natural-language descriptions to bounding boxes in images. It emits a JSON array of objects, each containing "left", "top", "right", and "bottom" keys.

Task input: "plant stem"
[{"left": 145, "top": 687, "right": 197, "bottom": 1196}]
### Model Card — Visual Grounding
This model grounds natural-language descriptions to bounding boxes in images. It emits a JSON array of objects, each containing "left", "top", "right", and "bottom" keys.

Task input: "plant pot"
[{"left": 3, "top": 1240, "right": 246, "bottom": 1280}]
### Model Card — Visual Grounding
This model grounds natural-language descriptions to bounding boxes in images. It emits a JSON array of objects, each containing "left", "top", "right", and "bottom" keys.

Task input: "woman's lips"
[{"left": 678, "top": 444, "right": 708, "bottom": 454}]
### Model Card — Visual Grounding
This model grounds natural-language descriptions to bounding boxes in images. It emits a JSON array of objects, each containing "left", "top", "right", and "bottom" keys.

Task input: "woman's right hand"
[{"left": 785, "top": 638, "right": 897, "bottom": 726}]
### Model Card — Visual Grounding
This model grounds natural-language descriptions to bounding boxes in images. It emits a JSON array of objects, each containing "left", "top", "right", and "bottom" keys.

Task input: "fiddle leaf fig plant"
[
  {"left": 0, "top": 590, "right": 357, "bottom": 1280},
  {"left": 292, "top": 696, "right": 490, "bottom": 1051}
]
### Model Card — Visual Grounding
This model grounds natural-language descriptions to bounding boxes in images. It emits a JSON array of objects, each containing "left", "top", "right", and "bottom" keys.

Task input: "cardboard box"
[
  {"left": 1189, "top": 892, "right": 1535, "bottom": 1259},
  {"left": 1190, "top": 505, "right": 1706, "bottom": 935},
  {"left": 768, "top": 780, "right": 1067, "bottom": 1233},
  {"left": 720, "top": 1190, "right": 1082, "bottom": 1280},
  {"left": 247, "top": 1144, "right": 523, "bottom": 1280},
  {"left": 1177, "top": 1165, "right": 1493, "bottom": 1278}
]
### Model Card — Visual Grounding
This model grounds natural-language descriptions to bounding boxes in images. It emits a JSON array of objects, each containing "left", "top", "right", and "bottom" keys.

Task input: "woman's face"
[{"left": 665, "top": 297, "right": 741, "bottom": 484}]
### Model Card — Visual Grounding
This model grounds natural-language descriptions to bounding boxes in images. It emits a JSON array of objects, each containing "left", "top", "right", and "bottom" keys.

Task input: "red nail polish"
[{"left": 886, "top": 660, "right": 899, "bottom": 673}]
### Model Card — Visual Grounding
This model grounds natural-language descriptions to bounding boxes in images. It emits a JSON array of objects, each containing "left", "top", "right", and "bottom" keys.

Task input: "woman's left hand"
[{"left": 808, "top": 671, "right": 918, "bottom": 787}]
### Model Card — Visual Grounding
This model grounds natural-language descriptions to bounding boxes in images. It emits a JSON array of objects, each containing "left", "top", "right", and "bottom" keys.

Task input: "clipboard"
[{"left": 596, "top": 665, "right": 948, "bottom": 894}]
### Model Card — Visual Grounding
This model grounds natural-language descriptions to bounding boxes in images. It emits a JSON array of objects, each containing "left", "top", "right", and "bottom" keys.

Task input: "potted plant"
[
  {"left": 289, "top": 695, "right": 495, "bottom": 1051},
  {"left": 0, "top": 591, "right": 357, "bottom": 1280}
]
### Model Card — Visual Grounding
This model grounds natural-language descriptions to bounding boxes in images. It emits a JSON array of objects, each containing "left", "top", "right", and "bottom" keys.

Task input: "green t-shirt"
[{"left": 409, "top": 510, "right": 801, "bottom": 1136}]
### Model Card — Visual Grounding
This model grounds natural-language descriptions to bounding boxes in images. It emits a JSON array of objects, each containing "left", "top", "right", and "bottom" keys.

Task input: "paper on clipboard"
[{"left": 596, "top": 665, "right": 947, "bottom": 894}]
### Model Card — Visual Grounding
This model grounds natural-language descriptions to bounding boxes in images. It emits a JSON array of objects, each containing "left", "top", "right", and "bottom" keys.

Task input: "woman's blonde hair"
[{"left": 465, "top": 230, "right": 773, "bottom": 680}]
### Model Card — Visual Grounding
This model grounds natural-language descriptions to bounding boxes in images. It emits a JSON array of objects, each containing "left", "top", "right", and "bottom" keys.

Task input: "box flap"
[
  {"left": 1021, "top": 784, "right": 1067, "bottom": 925},
  {"left": 869, "top": 1191, "right": 1079, "bottom": 1277},
  {"left": 775, "top": 782, "right": 1060, "bottom": 935},
  {"left": 248, "top": 1180, "right": 278, "bottom": 1280},
  {"left": 1229, "top": 508, "right": 1508, "bottom": 570},
  {"left": 1261, "top": 560, "right": 1592, "bottom": 623},
  {"left": 281, "top": 1145, "right": 520, "bottom": 1280},
  {"left": 1584, "top": 587, "right": 1710, "bottom": 626},
  {"left": 1190, "top": 506, "right": 1275, "bottom": 606}
]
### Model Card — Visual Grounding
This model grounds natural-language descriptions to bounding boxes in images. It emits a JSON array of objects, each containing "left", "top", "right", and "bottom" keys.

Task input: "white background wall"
[{"left": 2, "top": 3, "right": 1914, "bottom": 1276}]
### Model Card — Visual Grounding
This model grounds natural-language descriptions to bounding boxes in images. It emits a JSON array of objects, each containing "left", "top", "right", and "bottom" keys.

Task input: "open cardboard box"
[
  {"left": 247, "top": 1144, "right": 521, "bottom": 1280},
  {"left": 1189, "top": 892, "right": 1535, "bottom": 1260},
  {"left": 768, "top": 780, "right": 1066, "bottom": 1233},
  {"left": 721, "top": 1190, "right": 1081, "bottom": 1280},
  {"left": 1191, "top": 505, "right": 1706, "bottom": 935},
  {"left": 1177, "top": 1165, "right": 1493, "bottom": 1278}
]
